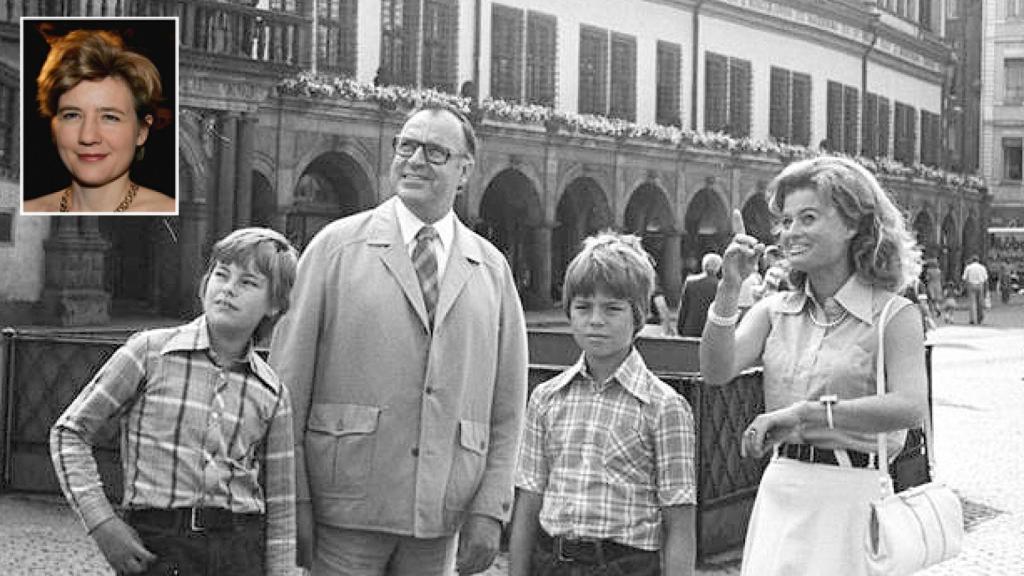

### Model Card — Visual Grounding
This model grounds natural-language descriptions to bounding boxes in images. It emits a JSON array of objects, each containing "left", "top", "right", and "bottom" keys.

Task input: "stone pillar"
[
  {"left": 179, "top": 199, "right": 209, "bottom": 317},
  {"left": 40, "top": 217, "right": 111, "bottom": 326},
  {"left": 234, "top": 112, "right": 256, "bottom": 227},
  {"left": 526, "top": 222, "right": 554, "bottom": 310},
  {"left": 663, "top": 228, "right": 683, "bottom": 307},
  {"left": 216, "top": 112, "right": 239, "bottom": 238}
]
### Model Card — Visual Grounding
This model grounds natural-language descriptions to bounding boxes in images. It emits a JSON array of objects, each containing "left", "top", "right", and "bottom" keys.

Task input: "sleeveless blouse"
[{"left": 760, "top": 276, "right": 912, "bottom": 457}]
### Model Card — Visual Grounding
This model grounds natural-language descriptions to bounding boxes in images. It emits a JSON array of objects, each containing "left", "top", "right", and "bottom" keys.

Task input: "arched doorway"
[
  {"left": 683, "top": 187, "right": 729, "bottom": 275},
  {"left": 479, "top": 169, "right": 543, "bottom": 305},
  {"left": 252, "top": 171, "right": 277, "bottom": 228},
  {"left": 941, "top": 213, "right": 958, "bottom": 282},
  {"left": 624, "top": 183, "right": 676, "bottom": 298},
  {"left": 913, "top": 210, "right": 935, "bottom": 258},
  {"left": 552, "top": 177, "right": 612, "bottom": 301},
  {"left": 741, "top": 193, "right": 774, "bottom": 245},
  {"left": 287, "top": 152, "right": 373, "bottom": 249}
]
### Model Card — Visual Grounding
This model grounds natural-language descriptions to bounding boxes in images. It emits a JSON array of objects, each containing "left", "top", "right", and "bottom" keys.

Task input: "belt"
[
  {"left": 124, "top": 507, "right": 264, "bottom": 533},
  {"left": 537, "top": 531, "right": 653, "bottom": 565},
  {"left": 776, "top": 443, "right": 878, "bottom": 469}
]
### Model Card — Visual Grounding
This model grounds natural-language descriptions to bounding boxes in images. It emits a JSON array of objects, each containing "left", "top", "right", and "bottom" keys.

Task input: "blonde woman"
[{"left": 700, "top": 156, "right": 928, "bottom": 576}]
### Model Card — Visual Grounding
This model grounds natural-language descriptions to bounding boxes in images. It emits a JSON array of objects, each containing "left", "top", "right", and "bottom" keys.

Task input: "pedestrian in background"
[
  {"left": 510, "top": 232, "right": 696, "bottom": 576},
  {"left": 270, "top": 103, "right": 528, "bottom": 576},
  {"left": 676, "top": 253, "right": 722, "bottom": 337},
  {"left": 962, "top": 255, "right": 989, "bottom": 325},
  {"left": 50, "top": 228, "right": 300, "bottom": 575},
  {"left": 700, "top": 156, "right": 928, "bottom": 576}
]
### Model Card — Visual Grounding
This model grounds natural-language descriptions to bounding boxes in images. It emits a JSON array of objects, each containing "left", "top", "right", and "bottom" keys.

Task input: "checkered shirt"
[
  {"left": 50, "top": 316, "right": 296, "bottom": 575},
  {"left": 516, "top": 348, "right": 696, "bottom": 551}
]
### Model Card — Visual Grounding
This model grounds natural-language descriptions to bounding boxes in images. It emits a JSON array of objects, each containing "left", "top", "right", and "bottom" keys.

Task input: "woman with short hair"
[{"left": 25, "top": 29, "right": 173, "bottom": 213}]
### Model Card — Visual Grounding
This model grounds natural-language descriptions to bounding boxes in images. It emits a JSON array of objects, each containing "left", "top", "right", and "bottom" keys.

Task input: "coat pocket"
[
  {"left": 444, "top": 419, "right": 490, "bottom": 514},
  {"left": 305, "top": 403, "right": 380, "bottom": 499}
]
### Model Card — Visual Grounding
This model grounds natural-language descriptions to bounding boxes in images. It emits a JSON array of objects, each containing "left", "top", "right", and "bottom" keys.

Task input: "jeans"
[
  {"left": 126, "top": 513, "right": 265, "bottom": 576},
  {"left": 529, "top": 541, "right": 660, "bottom": 576}
]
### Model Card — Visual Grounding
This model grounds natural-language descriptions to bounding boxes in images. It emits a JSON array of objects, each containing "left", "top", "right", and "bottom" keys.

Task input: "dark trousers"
[
  {"left": 529, "top": 540, "right": 660, "bottom": 576},
  {"left": 126, "top": 512, "right": 265, "bottom": 576}
]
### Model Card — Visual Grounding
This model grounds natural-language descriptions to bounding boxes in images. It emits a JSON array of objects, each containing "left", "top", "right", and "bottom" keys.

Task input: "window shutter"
[
  {"left": 609, "top": 33, "right": 637, "bottom": 121},
  {"left": 843, "top": 85, "right": 859, "bottom": 155},
  {"left": 490, "top": 4, "right": 524, "bottom": 102},
  {"left": 579, "top": 26, "right": 608, "bottom": 115},
  {"left": 791, "top": 73, "right": 811, "bottom": 146},
  {"left": 526, "top": 12, "right": 557, "bottom": 107},
  {"left": 769, "top": 67, "right": 791, "bottom": 142},
  {"left": 826, "top": 81, "right": 843, "bottom": 151},
  {"left": 729, "top": 58, "right": 751, "bottom": 137},
  {"left": 704, "top": 52, "right": 728, "bottom": 133}
]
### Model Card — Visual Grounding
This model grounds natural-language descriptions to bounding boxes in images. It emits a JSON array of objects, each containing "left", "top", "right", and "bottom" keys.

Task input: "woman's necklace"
[
  {"left": 808, "top": 304, "right": 848, "bottom": 328},
  {"left": 59, "top": 181, "right": 139, "bottom": 213}
]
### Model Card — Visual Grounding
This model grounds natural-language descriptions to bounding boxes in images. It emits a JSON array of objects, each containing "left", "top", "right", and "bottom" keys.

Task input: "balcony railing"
[{"left": 128, "top": 0, "right": 310, "bottom": 68}]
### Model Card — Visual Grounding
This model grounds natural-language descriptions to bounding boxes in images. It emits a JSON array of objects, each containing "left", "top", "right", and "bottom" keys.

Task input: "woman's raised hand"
[{"left": 722, "top": 209, "right": 764, "bottom": 287}]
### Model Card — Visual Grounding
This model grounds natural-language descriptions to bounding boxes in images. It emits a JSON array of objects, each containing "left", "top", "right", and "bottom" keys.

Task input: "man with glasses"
[{"left": 270, "top": 103, "right": 528, "bottom": 576}]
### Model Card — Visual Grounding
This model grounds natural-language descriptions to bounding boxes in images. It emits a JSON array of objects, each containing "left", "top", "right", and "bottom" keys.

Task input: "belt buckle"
[
  {"left": 554, "top": 537, "right": 575, "bottom": 563},
  {"left": 189, "top": 507, "right": 206, "bottom": 532}
]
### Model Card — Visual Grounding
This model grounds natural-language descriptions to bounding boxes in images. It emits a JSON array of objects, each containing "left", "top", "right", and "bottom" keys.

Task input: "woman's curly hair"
[{"left": 765, "top": 156, "right": 922, "bottom": 292}]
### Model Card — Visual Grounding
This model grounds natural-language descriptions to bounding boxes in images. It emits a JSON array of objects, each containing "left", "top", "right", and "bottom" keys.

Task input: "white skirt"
[{"left": 740, "top": 456, "right": 886, "bottom": 576}]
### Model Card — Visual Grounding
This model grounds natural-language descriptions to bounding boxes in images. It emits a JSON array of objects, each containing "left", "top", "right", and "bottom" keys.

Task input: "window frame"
[{"left": 1003, "top": 137, "right": 1023, "bottom": 182}]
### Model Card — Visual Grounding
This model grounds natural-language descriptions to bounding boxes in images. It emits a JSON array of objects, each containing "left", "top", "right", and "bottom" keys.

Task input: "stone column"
[
  {"left": 40, "top": 217, "right": 111, "bottom": 326},
  {"left": 179, "top": 199, "right": 209, "bottom": 317},
  {"left": 526, "top": 222, "right": 554, "bottom": 310},
  {"left": 663, "top": 228, "right": 683, "bottom": 307},
  {"left": 216, "top": 112, "right": 239, "bottom": 238},
  {"left": 234, "top": 112, "right": 256, "bottom": 227}
]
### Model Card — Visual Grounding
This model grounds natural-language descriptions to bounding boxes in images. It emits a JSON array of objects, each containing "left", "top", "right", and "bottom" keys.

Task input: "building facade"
[
  {"left": 0, "top": 0, "right": 988, "bottom": 326},
  {"left": 981, "top": 0, "right": 1024, "bottom": 230}
]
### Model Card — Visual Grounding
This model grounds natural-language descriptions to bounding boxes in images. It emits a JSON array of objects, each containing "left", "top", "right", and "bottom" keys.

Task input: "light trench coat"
[{"left": 270, "top": 197, "right": 528, "bottom": 538}]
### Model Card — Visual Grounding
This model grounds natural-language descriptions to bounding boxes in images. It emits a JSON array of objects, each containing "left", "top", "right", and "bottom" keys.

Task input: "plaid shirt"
[
  {"left": 516, "top": 348, "right": 696, "bottom": 551},
  {"left": 50, "top": 316, "right": 296, "bottom": 575}
]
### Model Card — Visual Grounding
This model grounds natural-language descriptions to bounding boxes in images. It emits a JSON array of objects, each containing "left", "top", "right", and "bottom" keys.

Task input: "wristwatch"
[{"left": 819, "top": 394, "right": 839, "bottom": 429}]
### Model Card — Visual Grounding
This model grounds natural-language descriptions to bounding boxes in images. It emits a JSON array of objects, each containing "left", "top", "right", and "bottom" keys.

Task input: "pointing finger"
[{"left": 732, "top": 209, "right": 746, "bottom": 236}]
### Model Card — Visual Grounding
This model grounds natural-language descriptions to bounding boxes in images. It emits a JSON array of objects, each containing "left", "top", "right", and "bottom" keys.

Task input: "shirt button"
[
  {"left": 425, "top": 387, "right": 433, "bottom": 395},
  {"left": 411, "top": 447, "right": 419, "bottom": 457}
]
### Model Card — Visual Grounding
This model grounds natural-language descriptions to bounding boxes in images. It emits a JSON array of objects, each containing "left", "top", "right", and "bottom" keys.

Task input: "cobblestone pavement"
[{"left": 1, "top": 299, "right": 1020, "bottom": 575}]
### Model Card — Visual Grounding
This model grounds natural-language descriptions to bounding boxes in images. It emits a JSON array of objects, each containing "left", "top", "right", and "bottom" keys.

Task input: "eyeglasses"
[{"left": 392, "top": 136, "right": 459, "bottom": 166}]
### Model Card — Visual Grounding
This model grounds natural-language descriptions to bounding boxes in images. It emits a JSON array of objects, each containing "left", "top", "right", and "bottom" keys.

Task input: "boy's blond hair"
[
  {"left": 199, "top": 228, "right": 299, "bottom": 340},
  {"left": 561, "top": 231, "right": 657, "bottom": 335}
]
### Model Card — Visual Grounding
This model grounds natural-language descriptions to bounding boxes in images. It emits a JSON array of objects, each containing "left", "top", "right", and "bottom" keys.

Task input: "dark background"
[{"left": 22, "top": 18, "right": 177, "bottom": 201}]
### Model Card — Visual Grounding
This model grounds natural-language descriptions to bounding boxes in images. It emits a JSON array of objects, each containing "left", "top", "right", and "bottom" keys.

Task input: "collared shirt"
[
  {"left": 516, "top": 348, "right": 696, "bottom": 551},
  {"left": 761, "top": 276, "right": 912, "bottom": 457},
  {"left": 395, "top": 196, "right": 454, "bottom": 279},
  {"left": 962, "top": 262, "right": 988, "bottom": 285},
  {"left": 50, "top": 316, "right": 296, "bottom": 575}
]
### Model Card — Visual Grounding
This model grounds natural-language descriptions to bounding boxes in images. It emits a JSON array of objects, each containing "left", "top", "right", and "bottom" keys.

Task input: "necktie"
[{"left": 412, "top": 225, "right": 439, "bottom": 324}]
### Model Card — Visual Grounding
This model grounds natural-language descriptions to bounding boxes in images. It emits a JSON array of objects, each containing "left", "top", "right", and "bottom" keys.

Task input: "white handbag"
[{"left": 864, "top": 298, "right": 964, "bottom": 576}]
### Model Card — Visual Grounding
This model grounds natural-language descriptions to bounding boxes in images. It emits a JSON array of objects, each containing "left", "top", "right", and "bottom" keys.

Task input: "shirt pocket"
[
  {"left": 444, "top": 419, "right": 490, "bottom": 513},
  {"left": 602, "top": 421, "right": 654, "bottom": 487},
  {"left": 305, "top": 403, "right": 381, "bottom": 499}
]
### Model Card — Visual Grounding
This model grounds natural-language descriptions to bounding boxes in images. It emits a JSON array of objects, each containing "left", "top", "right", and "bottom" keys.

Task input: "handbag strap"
[{"left": 874, "top": 296, "right": 900, "bottom": 485}]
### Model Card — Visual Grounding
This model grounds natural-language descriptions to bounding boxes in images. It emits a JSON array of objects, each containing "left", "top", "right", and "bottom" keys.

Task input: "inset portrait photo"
[{"left": 21, "top": 18, "right": 178, "bottom": 215}]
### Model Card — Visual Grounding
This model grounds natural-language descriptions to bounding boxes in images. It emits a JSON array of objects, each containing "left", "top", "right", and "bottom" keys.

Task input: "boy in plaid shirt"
[
  {"left": 510, "top": 232, "right": 697, "bottom": 576},
  {"left": 51, "top": 228, "right": 299, "bottom": 575}
]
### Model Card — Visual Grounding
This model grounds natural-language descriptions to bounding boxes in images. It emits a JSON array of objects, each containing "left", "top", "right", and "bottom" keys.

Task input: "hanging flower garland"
[{"left": 277, "top": 73, "right": 986, "bottom": 192}]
